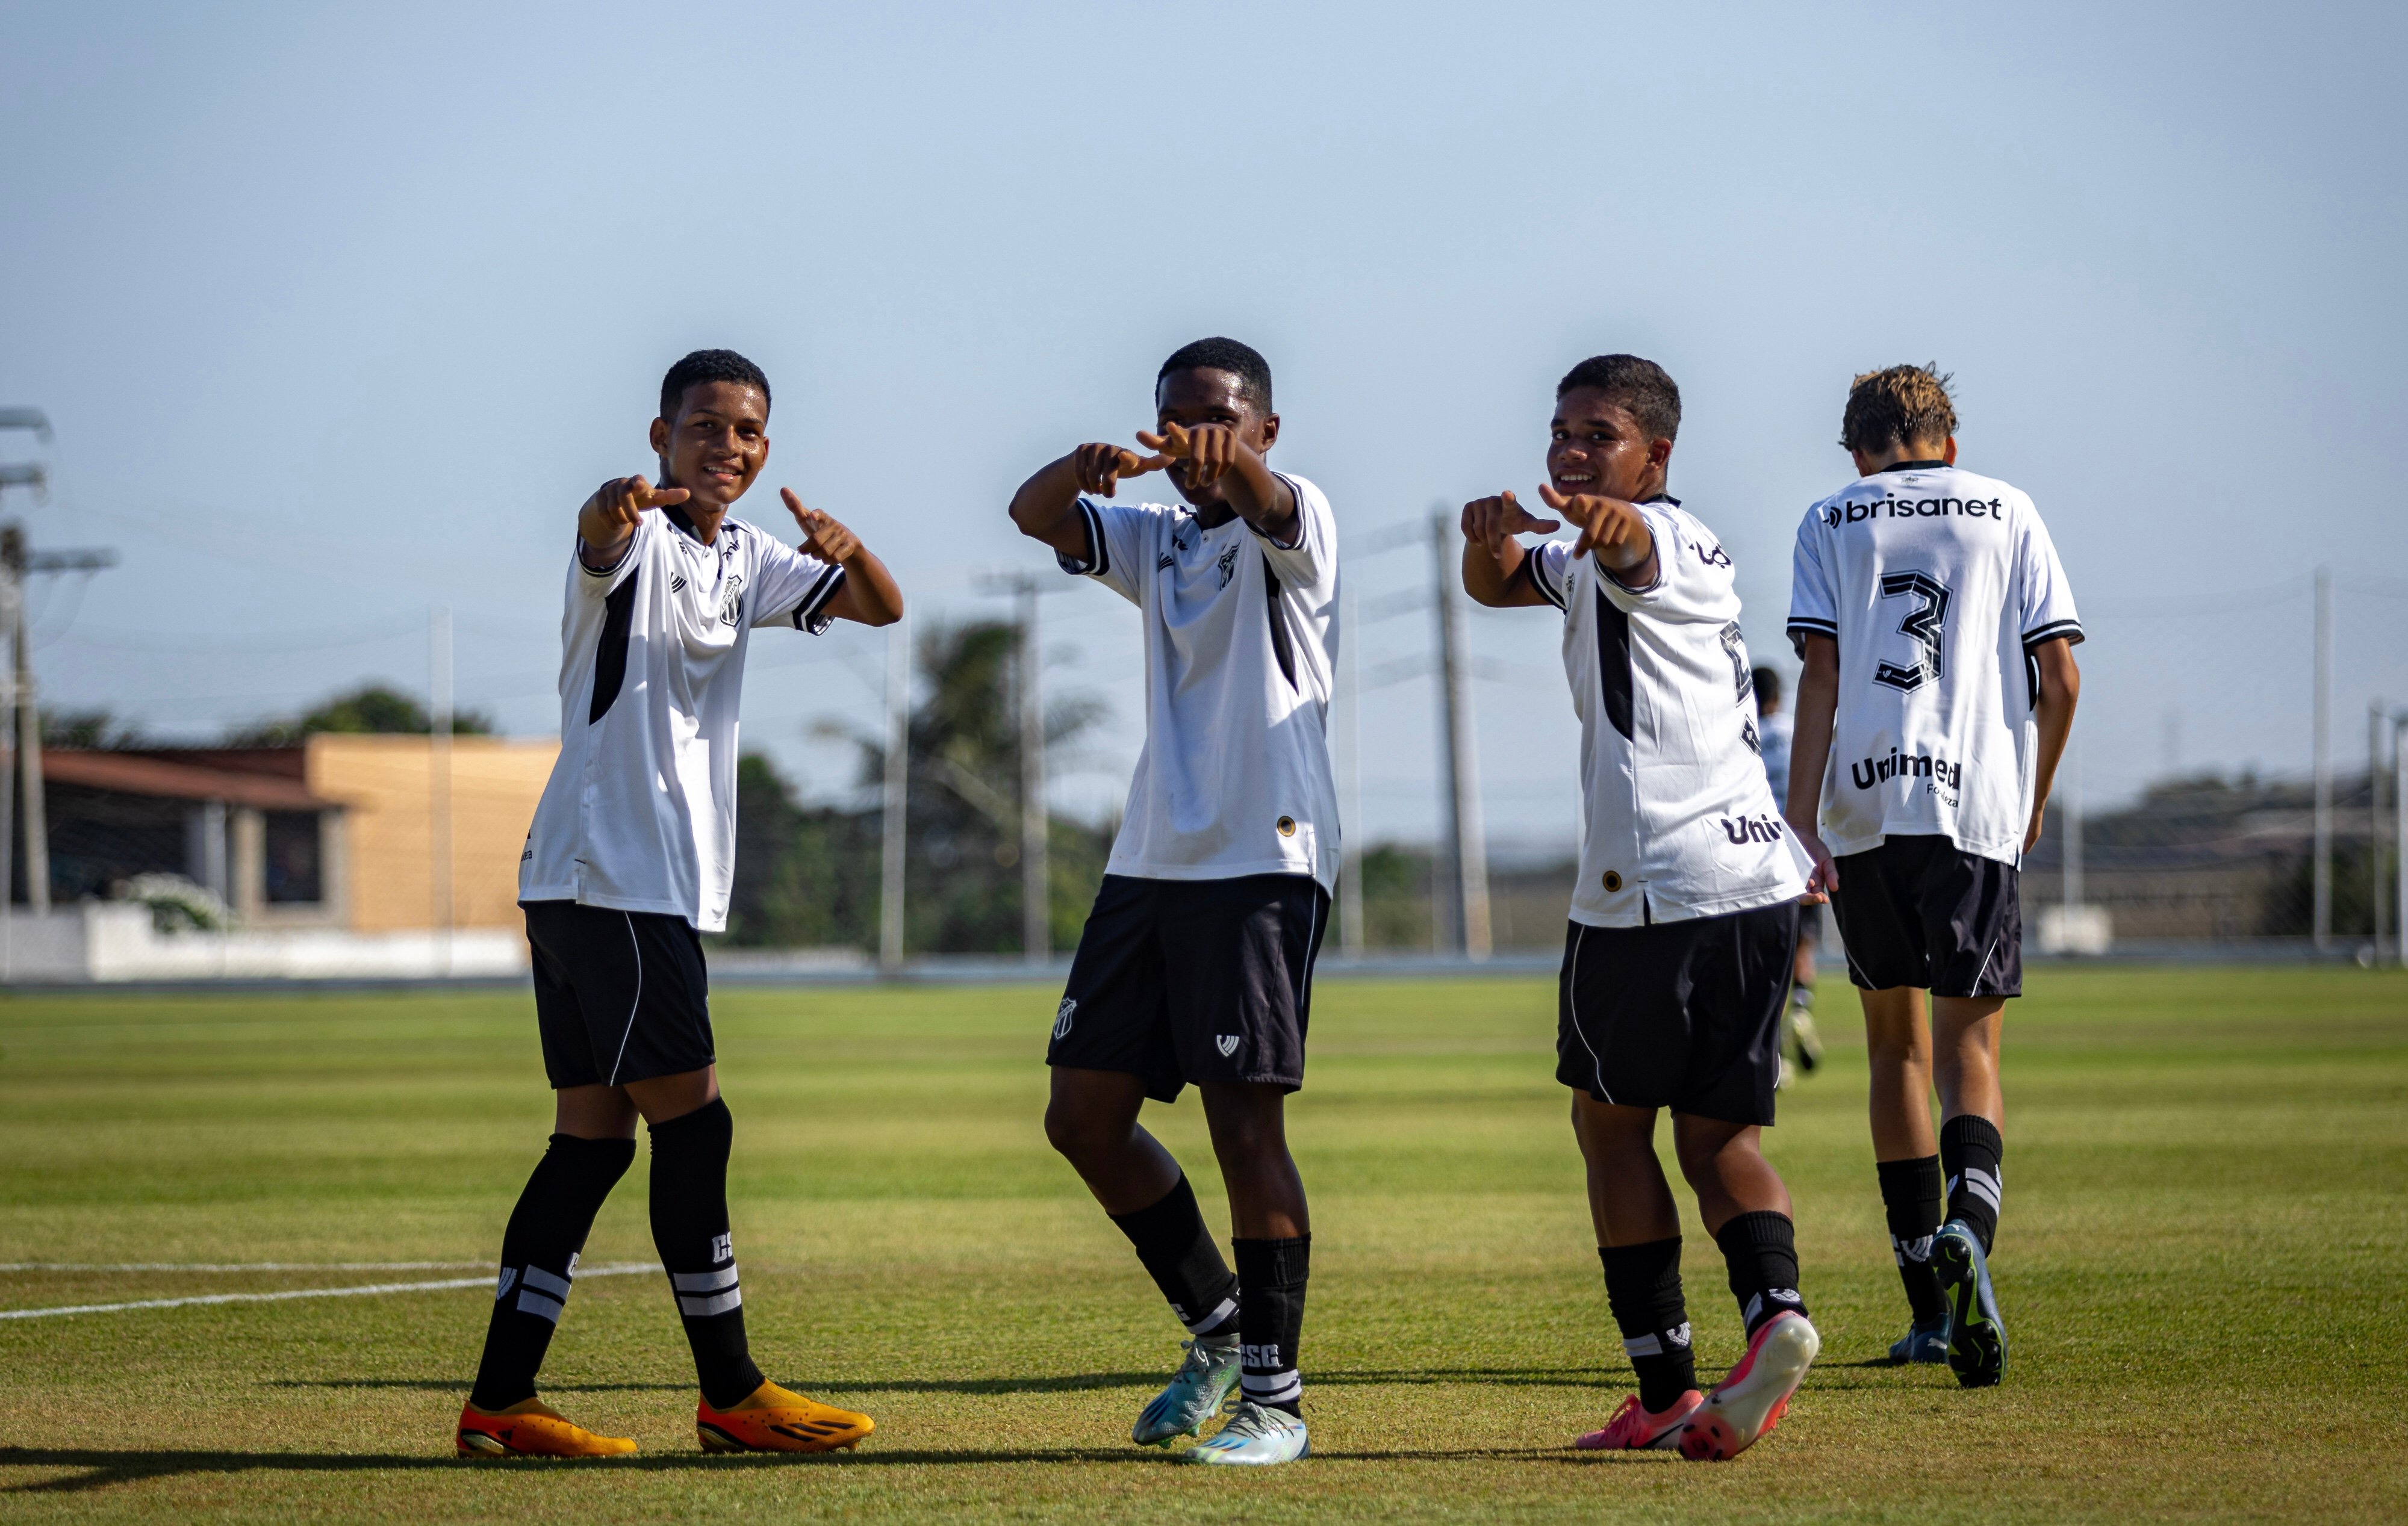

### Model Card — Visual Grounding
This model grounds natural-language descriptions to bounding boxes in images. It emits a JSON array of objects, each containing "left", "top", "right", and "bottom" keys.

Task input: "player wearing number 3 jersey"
[{"left": 1783, "top": 364, "right": 2082, "bottom": 1388}]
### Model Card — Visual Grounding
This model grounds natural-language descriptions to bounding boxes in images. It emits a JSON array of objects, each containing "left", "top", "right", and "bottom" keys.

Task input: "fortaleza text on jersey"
[{"left": 1822, "top": 495, "right": 2005, "bottom": 526}]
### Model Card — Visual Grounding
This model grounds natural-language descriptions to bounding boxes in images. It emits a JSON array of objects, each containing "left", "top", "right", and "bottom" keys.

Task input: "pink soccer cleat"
[
  {"left": 1575, "top": 1389, "right": 1703, "bottom": 1451},
  {"left": 1679, "top": 1311, "right": 1818, "bottom": 1462}
]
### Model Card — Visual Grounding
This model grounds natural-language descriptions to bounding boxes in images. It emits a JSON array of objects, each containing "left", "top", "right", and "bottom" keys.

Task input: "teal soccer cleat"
[
  {"left": 1185, "top": 1400, "right": 1309, "bottom": 1465},
  {"left": 1934, "top": 1218, "right": 2008, "bottom": 1388},
  {"left": 1131, "top": 1338, "right": 1242, "bottom": 1447},
  {"left": 1888, "top": 1317, "right": 1950, "bottom": 1365}
]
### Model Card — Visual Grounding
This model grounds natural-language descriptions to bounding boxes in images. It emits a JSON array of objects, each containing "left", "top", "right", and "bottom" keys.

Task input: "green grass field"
[{"left": 1, "top": 967, "right": 2404, "bottom": 1522}]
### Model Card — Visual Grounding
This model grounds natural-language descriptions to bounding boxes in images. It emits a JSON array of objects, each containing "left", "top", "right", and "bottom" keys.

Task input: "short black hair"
[
  {"left": 660, "top": 349, "right": 771, "bottom": 423},
  {"left": 1157, "top": 337, "right": 1272, "bottom": 414},
  {"left": 1555, "top": 354, "right": 1681, "bottom": 442},
  {"left": 1752, "top": 665, "right": 1782, "bottom": 705}
]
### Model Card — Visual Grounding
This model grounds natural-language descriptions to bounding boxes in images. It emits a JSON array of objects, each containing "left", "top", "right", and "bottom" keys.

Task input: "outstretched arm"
[
  {"left": 779, "top": 490, "right": 903, "bottom": 627},
  {"left": 1009, "top": 442, "right": 1171, "bottom": 560},
  {"left": 2023, "top": 637, "right": 2082, "bottom": 851},
  {"left": 1785, "top": 634, "right": 1840, "bottom": 902},
  {"left": 1538, "top": 484, "right": 1658, "bottom": 589},
  {"left": 577, "top": 475, "right": 688, "bottom": 569},
  {"left": 1458, "top": 491, "right": 1560, "bottom": 607},
  {"left": 1137, "top": 423, "right": 1298, "bottom": 543}
]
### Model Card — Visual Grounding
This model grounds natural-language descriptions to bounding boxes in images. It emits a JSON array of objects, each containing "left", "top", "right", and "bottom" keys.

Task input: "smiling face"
[
  {"left": 1154, "top": 367, "right": 1278, "bottom": 516},
  {"left": 1548, "top": 387, "right": 1672, "bottom": 503},
  {"left": 649, "top": 380, "right": 770, "bottom": 520}
]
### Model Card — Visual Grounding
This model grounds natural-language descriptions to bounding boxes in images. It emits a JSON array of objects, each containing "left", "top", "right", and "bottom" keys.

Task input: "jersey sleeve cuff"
[
  {"left": 577, "top": 537, "right": 635, "bottom": 579},
  {"left": 1786, "top": 616, "right": 1838, "bottom": 658},
  {"left": 790, "top": 565, "right": 847, "bottom": 634},
  {"left": 1054, "top": 499, "right": 1108, "bottom": 577},
  {"left": 2022, "top": 618, "right": 2084, "bottom": 648},
  {"left": 1522, "top": 547, "right": 1567, "bottom": 611}
]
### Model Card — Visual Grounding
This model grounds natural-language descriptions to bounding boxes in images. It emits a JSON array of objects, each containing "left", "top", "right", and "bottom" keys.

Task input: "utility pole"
[
  {"left": 2313, "top": 567, "right": 2333, "bottom": 950},
  {"left": 2064, "top": 735, "right": 2083, "bottom": 916},
  {"left": 1018, "top": 580, "right": 1050, "bottom": 966},
  {"left": 0, "top": 529, "right": 42, "bottom": 916},
  {"left": 0, "top": 412, "right": 45, "bottom": 965},
  {"left": 1336, "top": 580, "right": 1364, "bottom": 956},
  {"left": 879, "top": 612, "right": 910, "bottom": 971},
  {"left": 429, "top": 605, "right": 453, "bottom": 973},
  {"left": 2374, "top": 701, "right": 2390, "bottom": 959},
  {"left": 2395, "top": 712, "right": 2406, "bottom": 970},
  {"left": 1430, "top": 510, "right": 1490, "bottom": 960}
]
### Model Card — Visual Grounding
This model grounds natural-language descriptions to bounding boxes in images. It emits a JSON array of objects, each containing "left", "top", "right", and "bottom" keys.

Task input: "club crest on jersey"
[
  {"left": 1053, "top": 998, "right": 1077, "bottom": 1040},
  {"left": 1216, "top": 544, "right": 1240, "bottom": 588},
  {"left": 717, "top": 571, "right": 745, "bottom": 627},
  {"left": 1216, "top": 1034, "right": 1240, "bottom": 1057},
  {"left": 1719, "top": 813, "right": 1786, "bottom": 846}
]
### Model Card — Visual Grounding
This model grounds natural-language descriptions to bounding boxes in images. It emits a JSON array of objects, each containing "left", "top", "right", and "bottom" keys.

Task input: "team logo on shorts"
[
  {"left": 1053, "top": 998, "right": 1077, "bottom": 1040},
  {"left": 1216, "top": 1034, "right": 1240, "bottom": 1057}
]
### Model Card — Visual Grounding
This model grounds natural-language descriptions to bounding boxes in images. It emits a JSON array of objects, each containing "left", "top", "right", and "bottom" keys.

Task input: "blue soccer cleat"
[
  {"left": 1131, "top": 1338, "right": 1242, "bottom": 1447},
  {"left": 1888, "top": 1317, "right": 1950, "bottom": 1365},
  {"left": 1184, "top": 1400, "right": 1309, "bottom": 1465},
  {"left": 1934, "top": 1218, "right": 2007, "bottom": 1388}
]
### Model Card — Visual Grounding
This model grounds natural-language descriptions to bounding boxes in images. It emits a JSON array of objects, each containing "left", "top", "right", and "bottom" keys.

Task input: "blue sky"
[{"left": 2, "top": 1, "right": 2403, "bottom": 845}]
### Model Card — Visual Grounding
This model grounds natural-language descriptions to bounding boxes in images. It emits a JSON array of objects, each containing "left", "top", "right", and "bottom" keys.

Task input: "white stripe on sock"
[
  {"left": 677, "top": 1288, "right": 742, "bottom": 1318},
  {"left": 520, "top": 1265, "right": 572, "bottom": 1298},
  {"left": 1242, "top": 1371, "right": 1301, "bottom": 1404},
  {"left": 1181, "top": 1296, "right": 1238, "bottom": 1336},
  {"left": 514, "top": 1289, "right": 564, "bottom": 1323},
  {"left": 1965, "top": 1167, "right": 2002, "bottom": 1212},
  {"left": 671, "top": 1265, "right": 739, "bottom": 1293},
  {"left": 1622, "top": 1333, "right": 1662, "bottom": 1357}
]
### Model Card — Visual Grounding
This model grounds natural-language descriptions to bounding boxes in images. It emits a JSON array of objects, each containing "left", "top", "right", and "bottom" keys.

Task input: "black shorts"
[
  {"left": 523, "top": 900, "right": 716, "bottom": 1089},
  {"left": 1829, "top": 835, "right": 2022, "bottom": 998},
  {"left": 1556, "top": 901, "right": 1799, "bottom": 1126},
  {"left": 1047, "top": 873, "right": 1330, "bottom": 1103}
]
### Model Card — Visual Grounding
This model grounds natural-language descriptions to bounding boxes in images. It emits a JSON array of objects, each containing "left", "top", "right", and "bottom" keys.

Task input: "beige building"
[{"left": 43, "top": 735, "right": 558, "bottom": 932}]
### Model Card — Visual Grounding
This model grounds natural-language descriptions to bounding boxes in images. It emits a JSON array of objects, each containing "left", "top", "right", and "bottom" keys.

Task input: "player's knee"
[{"left": 1042, "top": 1099, "right": 1118, "bottom": 1164}]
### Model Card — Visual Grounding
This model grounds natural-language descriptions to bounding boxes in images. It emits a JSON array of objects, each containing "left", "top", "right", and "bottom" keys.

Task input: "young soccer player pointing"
[
  {"left": 1010, "top": 338, "right": 1338, "bottom": 1467},
  {"left": 1461, "top": 355, "right": 1820, "bottom": 1461},
  {"left": 457, "top": 350, "right": 902, "bottom": 1459},
  {"left": 1784, "top": 365, "right": 2080, "bottom": 1387}
]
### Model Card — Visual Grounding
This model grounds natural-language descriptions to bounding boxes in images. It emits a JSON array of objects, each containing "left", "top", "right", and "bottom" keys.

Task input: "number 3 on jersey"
[{"left": 1873, "top": 571, "right": 1950, "bottom": 693}]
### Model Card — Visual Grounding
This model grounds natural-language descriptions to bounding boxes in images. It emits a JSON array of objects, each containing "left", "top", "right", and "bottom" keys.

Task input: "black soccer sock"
[
  {"left": 1878, "top": 1155, "right": 1949, "bottom": 1326},
  {"left": 1941, "top": 1115, "right": 2004, "bottom": 1253},
  {"left": 648, "top": 1099, "right": 767, "bottom": 1410},
  {"left": 1714, "top": 1211, "right": 1808, "bottom": 1336},
  {"left": 1107, "top": 1174, "right": 1240, "bottom": 1339},
  {"left": 1599, "top": 1239, "right": 1696, "bottom": 1413},
  {"left": 469, "top": 1132, "right": 636, "bottom": 1412},
  {"left": 1233, "top": 1235, "right": 1308, "bottom": 1416}
]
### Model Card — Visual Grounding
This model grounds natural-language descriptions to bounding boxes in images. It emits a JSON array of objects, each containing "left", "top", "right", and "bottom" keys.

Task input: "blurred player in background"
[
  {"left": 1461, "top": 355, "right": 1820, "bottom": 1462},
  {"left": 1010, "top": 338, "right": 1339, "bottom": 1467},
  {"left": 1753, "top": 666, "right": 1825, "bottom": 1083},
  {"left": 458, "top": 349, "right": 903, "bottom": 1457},
  {"left": 1783, "top": 364, "right": 2080, "bottom": 1386}
]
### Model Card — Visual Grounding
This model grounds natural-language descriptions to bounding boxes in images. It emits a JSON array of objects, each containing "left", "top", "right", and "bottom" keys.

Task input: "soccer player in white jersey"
[
  {"left": 1461, "top": 355, "right": 1820, "bottom": 1462},
  {"left": 1782, "top": 364, "right": 2082, "bottom": 1389},
  {"left": 1009, "top": 338, "right": 1337, "bottom": 1467},
  {"left": 456, "top": 350, "right": 904, "bottom": 1458}
]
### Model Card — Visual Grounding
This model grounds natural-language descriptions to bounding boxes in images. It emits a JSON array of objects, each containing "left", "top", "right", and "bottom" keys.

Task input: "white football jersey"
[
  {"left": 1526, "top": 498, "right": 1809, "bottom": 928},
  {"left": 1060, "top": 474, "right": 1340, "bottom": 890},
  {"left": 520, "top": 507, "right": 848, "bottom": 932},
  {"left": 1786, "top": 462, "right": 2082, "bottom": 866}
]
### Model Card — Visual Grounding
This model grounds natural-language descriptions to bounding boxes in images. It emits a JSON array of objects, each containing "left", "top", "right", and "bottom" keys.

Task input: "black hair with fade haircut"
[
  {"left": 659, "top": 349, "right": 771, "bottom": 423},
  {"left": 1157, "top": 337, "right": 1272, "bottom": 414},
  {"left": 1556, "top": 354, "right": 1681, "bottom": 442}
]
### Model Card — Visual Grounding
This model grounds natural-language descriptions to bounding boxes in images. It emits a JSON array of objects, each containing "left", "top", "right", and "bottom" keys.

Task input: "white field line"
[
  {"left": 0, "top": 1262, "right": 493, "bottom": 1273},
  {"left": 0, "top": 1262, "right": 661, "bottom": 1320}
]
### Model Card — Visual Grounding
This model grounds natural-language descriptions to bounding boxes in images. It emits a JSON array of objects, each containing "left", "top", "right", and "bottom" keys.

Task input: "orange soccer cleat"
[
  {"left": 456, "top": 1397, "right": 638, "bottom": 1457},
  {"left": 695, "top": 1380, "right": 875, "bottom": 1453}
]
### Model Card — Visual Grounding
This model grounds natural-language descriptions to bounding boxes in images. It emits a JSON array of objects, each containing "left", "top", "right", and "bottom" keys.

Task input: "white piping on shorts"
[
  {"left": 606, "top": 911, "right": 644, "bottom": 1085},
  {"left": 1569, "top": 923, "right": 1614, "bottom": 1103}
]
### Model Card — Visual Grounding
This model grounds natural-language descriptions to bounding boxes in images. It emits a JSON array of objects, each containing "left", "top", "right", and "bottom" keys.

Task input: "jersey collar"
[
  {"left": 1639, "top": 493, "right": 1681, "bottom": 506},
  {"left": 664, "top": 504, "right": 744, "bottom": 546},
  {"left": 1878, "top": 460, "right": 1949, "bottom": 473}
]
